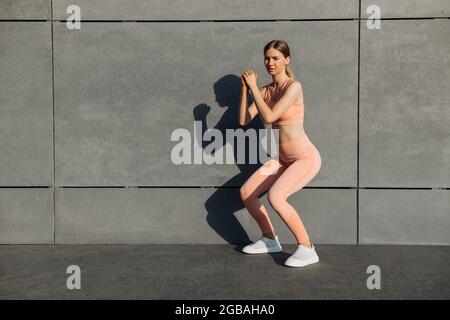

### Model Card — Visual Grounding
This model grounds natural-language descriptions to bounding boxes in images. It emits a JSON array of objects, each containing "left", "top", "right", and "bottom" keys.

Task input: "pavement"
[{"left": 0, "top": 244, "right": 449, "bottom": 299}]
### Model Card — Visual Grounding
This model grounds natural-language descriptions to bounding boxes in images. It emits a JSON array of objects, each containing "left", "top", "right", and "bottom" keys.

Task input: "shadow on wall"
[{"left": 193, "top": 74, "right": 270, "bottom": 245}]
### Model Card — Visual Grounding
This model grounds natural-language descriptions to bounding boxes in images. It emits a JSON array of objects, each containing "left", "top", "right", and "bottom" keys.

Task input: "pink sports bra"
[{"left": 261, "top": 78, "right": 303, "bottom": 126}]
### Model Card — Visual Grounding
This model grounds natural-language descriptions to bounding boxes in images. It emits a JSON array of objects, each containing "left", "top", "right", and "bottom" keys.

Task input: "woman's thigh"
[
  {"left": 240, "top": 159, "right": 288, "bottom": 199},
  {"left": 269, "top": 152, "right": 321, "bottom": 199}
]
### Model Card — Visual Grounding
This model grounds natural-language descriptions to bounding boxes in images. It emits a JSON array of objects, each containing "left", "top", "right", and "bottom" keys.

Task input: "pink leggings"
[{"left": 239, "top": 134, "right": 321, "bottom": 244}]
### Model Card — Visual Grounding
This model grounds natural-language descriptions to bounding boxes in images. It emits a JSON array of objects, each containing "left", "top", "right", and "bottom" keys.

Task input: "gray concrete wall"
[{"left": 0, "top": 0, "right": 449, "bottom": 244}]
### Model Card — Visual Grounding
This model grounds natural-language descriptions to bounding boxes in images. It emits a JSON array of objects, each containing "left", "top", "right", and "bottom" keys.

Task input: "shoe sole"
[
  {"left": 242, "top": 246, "right": 283, "bottom": 254},
  {"left": 284, "top": 255, "right": 319, "bottom": 267}
]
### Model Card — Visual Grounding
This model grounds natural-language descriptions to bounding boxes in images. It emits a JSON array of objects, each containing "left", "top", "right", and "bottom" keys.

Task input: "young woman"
[{"left": 239, "top": 40, "right": 322, "bottom": 267}]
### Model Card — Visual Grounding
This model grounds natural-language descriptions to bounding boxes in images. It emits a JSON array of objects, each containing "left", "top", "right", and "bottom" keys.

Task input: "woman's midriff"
[
  {"left": 272, "top": 123, "right": 307, "bottom": 144},
  {"left": 273, "top": 124, "right": 320, "bottom": 163}
]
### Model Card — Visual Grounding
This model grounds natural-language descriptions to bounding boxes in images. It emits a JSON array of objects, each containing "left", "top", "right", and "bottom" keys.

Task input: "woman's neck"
[{"left": 272, "top": 74, "right": 291, "bottom": 90}]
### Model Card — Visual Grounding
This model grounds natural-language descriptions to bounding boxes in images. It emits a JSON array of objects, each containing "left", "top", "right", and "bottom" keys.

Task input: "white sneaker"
[
  {"left": 284, "top": 243, "right": 319, "bottom": 267},
  {"left": 242, "top": 235, "right": 283, "bottom": 254}
]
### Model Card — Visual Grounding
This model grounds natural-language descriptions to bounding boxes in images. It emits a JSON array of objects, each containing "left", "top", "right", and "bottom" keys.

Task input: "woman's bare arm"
[
  {"left": 239, "top": 84, "right": 249, "bottom": 126},
  {"left": 239, "top": 86, "right": 266, "bottom": 126}
]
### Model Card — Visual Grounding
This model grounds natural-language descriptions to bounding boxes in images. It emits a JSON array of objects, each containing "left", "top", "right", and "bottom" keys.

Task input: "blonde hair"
[{"left": 264, "top": 39, "right": 295, "bottom": 79}]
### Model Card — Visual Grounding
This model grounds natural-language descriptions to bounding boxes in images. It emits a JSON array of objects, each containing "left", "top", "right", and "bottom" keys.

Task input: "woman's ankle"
[
  {"left": 262, "top": 233, "right": 276, "bottom": 240},
  {"left": 298, "top": 240, "right": 312, "bottom": 248}
]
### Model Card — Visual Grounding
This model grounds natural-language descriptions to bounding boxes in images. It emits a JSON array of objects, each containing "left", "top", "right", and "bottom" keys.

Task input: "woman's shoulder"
[
  {"left": 261, "top": 79, "right": 301, "bottom": 97},
  {"left": 267, "top": 78, "right": 301, "bottom": 90},
  {"left": 285, "top": 79, "right": 303, "bottom": 96},
  {"left": 287, "top": 78, "right": 301, "bottom": 88}
]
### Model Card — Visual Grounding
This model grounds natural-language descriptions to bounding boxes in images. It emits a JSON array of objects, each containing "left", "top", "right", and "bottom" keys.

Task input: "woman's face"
[{"left": 264, "top": 47, "right": 290, "bottom": 76}]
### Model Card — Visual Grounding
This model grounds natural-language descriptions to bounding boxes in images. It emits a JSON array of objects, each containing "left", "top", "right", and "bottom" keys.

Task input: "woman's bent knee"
[
  {"left": 240, "top": 185, "right": 255, "bottom": 202},
  {"left": 267, "top": 190, "right": 285, "bottom": 211}
]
